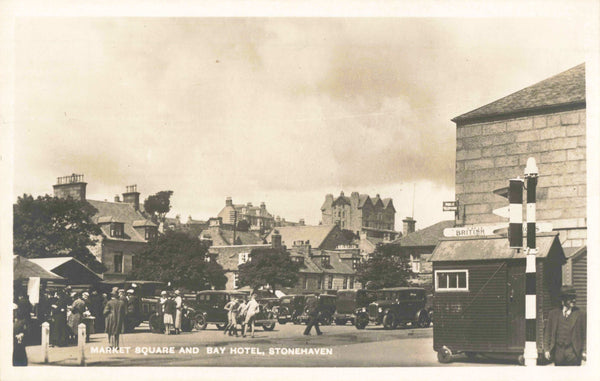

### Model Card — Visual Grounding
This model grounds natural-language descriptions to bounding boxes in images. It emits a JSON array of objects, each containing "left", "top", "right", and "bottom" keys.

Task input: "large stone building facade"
[
  {"left": 217, "top": 197, "right": 275, "bottom": 235},
  {"left": 320, "top": 191, "right": 397, "bottom": 241},
  {"left": 53, "top": 174, "right": 156, "bottom": 281},
  {"left": 452, "top": 64, "right": 586, "bottom": 249}
]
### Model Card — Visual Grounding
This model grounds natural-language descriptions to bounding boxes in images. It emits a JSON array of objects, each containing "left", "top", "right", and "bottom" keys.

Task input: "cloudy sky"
[{"left": 13, "top": 17, "right": 588, "bottom": 229}]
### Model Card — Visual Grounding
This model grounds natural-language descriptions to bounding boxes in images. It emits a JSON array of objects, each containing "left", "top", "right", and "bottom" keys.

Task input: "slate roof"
[
  {"left": 289, "top": 248, "right": 356, "bottom": 275},
  {"left": 393, "top": 220, "right": 455, "bottom": 248},
  {"left": 265, "top": 225, "right": 339, "bottom": 249},
  {"left": 453, "top": 63, "right": 585, "bottom": 124},
  {"left": 87, "top": 200, "right": 149, "bottom": 243},
  {"left": 430, "top": 232, "right": 564, "bottom": 262},
  {"left": 200, "top": 228, "right": 263, "bottom": 246}
]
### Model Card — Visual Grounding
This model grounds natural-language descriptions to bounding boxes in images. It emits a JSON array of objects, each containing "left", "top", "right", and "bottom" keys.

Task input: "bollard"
[
  {"left": 78, "top": 323, "right": 86, "bottom": 366},
  {"left": 41, "top": 322, "right": 50, "bottom": 363}
]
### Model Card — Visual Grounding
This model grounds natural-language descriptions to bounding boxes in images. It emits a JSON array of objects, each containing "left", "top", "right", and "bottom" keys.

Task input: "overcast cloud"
[{"left": 14, "top": 18, "right": 587, "bottom": 228}]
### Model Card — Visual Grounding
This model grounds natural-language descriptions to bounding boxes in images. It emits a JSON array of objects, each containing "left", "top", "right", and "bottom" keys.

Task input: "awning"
[{"left": 430, "top": 232, "right": 564, "bottom": 262}]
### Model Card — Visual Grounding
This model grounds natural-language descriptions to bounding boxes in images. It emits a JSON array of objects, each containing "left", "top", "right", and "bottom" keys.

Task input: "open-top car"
[
  {"left": 363, "top": 287, "right": 431, "bottom": 329},
  {"left": 333, "top": 289, "right": 377, "bottom": 327}
]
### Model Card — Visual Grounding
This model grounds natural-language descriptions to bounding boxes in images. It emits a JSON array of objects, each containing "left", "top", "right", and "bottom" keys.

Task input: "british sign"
[{"left": 444, "top": 222, "right": 553, "bottom": 238}]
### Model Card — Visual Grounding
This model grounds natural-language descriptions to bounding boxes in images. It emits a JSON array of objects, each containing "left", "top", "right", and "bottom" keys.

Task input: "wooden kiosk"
[{"left": 430, "top": 232, "right": 565, "bottom": 363}]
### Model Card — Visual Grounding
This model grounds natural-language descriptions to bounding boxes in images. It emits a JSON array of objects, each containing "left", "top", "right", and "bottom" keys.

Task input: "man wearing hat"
[{"left": 544, "top": 285, "right": 586, "bottom": 365}]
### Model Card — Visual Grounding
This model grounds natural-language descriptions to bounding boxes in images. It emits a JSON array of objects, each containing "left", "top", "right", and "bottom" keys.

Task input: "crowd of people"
[
  {"left": 154, "top": 289, "right": 184, "bottom": 335},
  {"left": 223, "top": 293, "right": 261, "bottom": 338}
]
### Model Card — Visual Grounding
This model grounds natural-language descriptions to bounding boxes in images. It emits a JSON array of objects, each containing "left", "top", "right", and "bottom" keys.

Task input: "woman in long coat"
[{"left": 103, "top": 290, "right": 126, "bottom": 347}]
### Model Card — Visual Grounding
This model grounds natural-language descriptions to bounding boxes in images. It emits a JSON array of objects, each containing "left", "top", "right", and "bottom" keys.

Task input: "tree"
[
  {"left": 355, "top": 244, "right": 411, "bottom": 290},
  {"left": 238, "top": 248, "right": 301, "bottom": 293},
  {"left": 130, "top": 230, "right": 227, "bottom": 290},
  {"left": 13, "top": 194, "right": 107, "bottom": 273},
  {"left": 143, "top": 190, "right": 173, "bottom": 223}
]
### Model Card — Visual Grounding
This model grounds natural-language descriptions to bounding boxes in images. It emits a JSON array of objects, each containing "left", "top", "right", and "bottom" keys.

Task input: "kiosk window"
[{"left": 435, "top": 270, "right": 468, "bottom": 292}]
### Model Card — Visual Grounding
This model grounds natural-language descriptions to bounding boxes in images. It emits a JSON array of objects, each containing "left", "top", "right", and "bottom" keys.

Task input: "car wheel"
[
  {"left": 194, "top": 314, "right": 207, "bottom": 330},
  {"left": 278, "top": 318, "right": 287, "bottom": 325},
  {"left": 355, "top": 313, "right": 368, "bottom": 330},
  {"left": 383, "top": 313, "right": 396, "bottom": 329},
  {"left": 417, "top": 311, "right": 431, "bottom": 328},
  {"left": 262, "top": 322, "right": 276, "bottom": 331},
  {"left": 216, "top": 324, "right": 226, "bottom": 330},
  {"left": 437, "top": 347, "right": 453, "bottom": 363}
]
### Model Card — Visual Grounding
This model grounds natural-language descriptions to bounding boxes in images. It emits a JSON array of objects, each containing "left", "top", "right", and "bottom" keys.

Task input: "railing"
[
  {"left": 126, "top": 184, "right": 137, "bottom": 193},
  {"left": 56, "top": 174, "right": 84, "bottom": 184}
]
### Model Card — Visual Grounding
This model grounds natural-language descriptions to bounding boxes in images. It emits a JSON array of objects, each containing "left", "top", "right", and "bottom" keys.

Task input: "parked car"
[
  {"left": 366, "top": 287, "right": 431, "bottom": 329},
  {"left": 190, "top": 290, "right": 248, "bottom": 330},
  {"left": 333, "top": 289, "right": 377, "bottom": 327},
  {"left": 253, "top": 297, "right": 279, "bottom": 331},
  {"left": 276, "top": 295, "right": 307, "bottom": 324},
  {"left": 123, "top": 280, "right": 166, "bottom": 332},
  {"left": 296, "top": 294, "right": 337, "bottom": 325}
]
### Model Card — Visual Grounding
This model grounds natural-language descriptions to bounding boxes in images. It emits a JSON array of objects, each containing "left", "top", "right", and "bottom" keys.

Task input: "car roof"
[
  {"left": 197, "top": 290, "right": 248, "bottom": 295},
  {"left": 378, "top": 287, "right": 425, "bottom": 292}
]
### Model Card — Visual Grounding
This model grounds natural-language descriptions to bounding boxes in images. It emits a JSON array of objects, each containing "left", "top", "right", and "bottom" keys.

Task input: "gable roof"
[
  {"left": 453, "top": 63, "right": 585, "bottom": 124},
  {"left": 430, "top": 232, "right": 564, "bottom": 262},
  {"left": 29, "top": 257, "right": 102, "bottom": 282},
  {"left": 288, "top": 248, "right": 356, "bottom": 275},
  {"left": 265, "top": 225, "right": 339, "bottom": 249},
  {"left": 88, "top": 199, "right": 149, "bottom": 242},
  {"left": 394, "top": 220, "right": 455, "bottom": 248},
  {"left": 14, "top": 255, "right": 65, "bottom": 280}
]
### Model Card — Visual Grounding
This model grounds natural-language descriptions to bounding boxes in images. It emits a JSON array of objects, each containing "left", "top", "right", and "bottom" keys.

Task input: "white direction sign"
[
  {"left": 443, "top": 222, "right": 553, "bottom": 238},
  {"left": 492, "top": 206, "right": 510, "bottom": 218}
]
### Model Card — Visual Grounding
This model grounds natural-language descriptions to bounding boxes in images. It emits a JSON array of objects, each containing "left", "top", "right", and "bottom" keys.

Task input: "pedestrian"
[
  {"left": 544, "top": 286, "right": 586, "bottom": 366},
  {"left": 224, "top": 297, "right": 240, "bottom": 336},
  {"left": 241, "top": 293, "right": 260, "bottom": 338},
  {"left": 174, "top": 290, "right": 183, "bottom": 334},
  {"left": 303, "top": 296, "right": 323, "bottom": 336},
  {"left": 104, "top": 288, "right": 126, "bottom": 348},
  {"left": 50, "top": 289, "right": 69, "bottom": 347},
  {"left": 68, "top": 292, "right": 86, "bottom": 343},
  {"left": 13, "top": 303, "right": 28, "bottom": 366},
  {"left": 164, "top": 293, "right": 176, "bottom": 335},
  {"left": 125, "top": 289, "right": 139, "bottom": 332}
]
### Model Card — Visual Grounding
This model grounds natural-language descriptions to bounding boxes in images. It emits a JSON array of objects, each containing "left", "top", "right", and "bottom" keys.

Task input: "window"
[
  {"left": 327, "top": 275, "right": 333, "bottom": 289},
  {"left": 321, "top": 256, "right": 330, "bottom": 267},
  {"left": 233, "top": 272, "right": 239, "bottom": 289},
  {"left": 110, "top": 223, "right": 124, "bottom": 238},
  {"left": 238, "top": 252, "right": 249, "bottom": 265},
  {"left": 113, "top": 252, "right": 123, "bottom": 273},
  {"left": 145, "top": 227, "right": 157, "bottom": 240},
  {"left": 303, "top": 275, "right": 308, "bottom": 289},
  {"left": 352, "top": 258, "right": 359, "bottom": 270},
  {"left": 349, "top": 276, "right": 355, "bottom": 289},
  {"left": 343, "top": 276, "right": 348, "bottom": 289},
  {"left": 317, "top": 276, "right": 323, "bottom": 290},
  {"left": 410, "top": 254, "right": 421, "bottom": 273},
  {"left": 435, "top": 270, "right": 469, "bottom": 292}
]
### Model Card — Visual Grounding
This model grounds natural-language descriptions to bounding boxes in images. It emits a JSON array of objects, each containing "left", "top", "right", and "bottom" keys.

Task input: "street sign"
[
  {"left": 443, "top": 201, "right": 458, "bottom": 212},
  {"left": 443, "top": 225, "right": 505, "bottom": 237},
  {"left": 492, "top": 222, "right": 553, "bottom": 236},
  {"left": 492, "top": 206, "right": 510, "bottom": 218}
]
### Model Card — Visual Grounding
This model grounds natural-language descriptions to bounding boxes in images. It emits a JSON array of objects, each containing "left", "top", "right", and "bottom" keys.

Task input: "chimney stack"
[
  {"left": 53, "top": 174, "right": 87, "bottom": 201},
  {"left": 402, "top": 217, "right": 416, "bottom": 236},
  {"left": 114, "top": 195, "right": 120, "bottom": 202},
  {"left": 122, "top": 184, "right": 140, "bottom": 211},
  {"left": 299, "top": 218, "right": 305, "bottom": 226},
  {"left": 225, "top": 197, "right": 233, "bottom": 207},
  {"left": 272, "top": 229, "right": 282, "bottom": 250}
]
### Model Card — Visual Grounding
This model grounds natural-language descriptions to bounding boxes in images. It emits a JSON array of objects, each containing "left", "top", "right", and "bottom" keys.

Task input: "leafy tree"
[
  {"left": 13, "top": 194, "right": 107, "bottom": 273},
  {"left": 238, "top": 248, "right": 301, "bottom": 293},
  {"left": 143, "top": 190, "right": 174, "bottom": 223},
  {"left": 130, "top": 230, "right": 227, "bottom": 290},
  {"left": 355, "top": 244, "right": 411, "bottom": 289}
]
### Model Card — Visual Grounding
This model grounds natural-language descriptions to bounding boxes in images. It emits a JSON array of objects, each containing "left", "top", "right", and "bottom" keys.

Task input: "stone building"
[
  {"left": 217, "top": 197, "right": 275, "bottom": 234},
  {"left": 53, "top": 174, "right": 156, "bottom": 281},
  {"left": 452, "top": 63, "right": 586, "bottom": 249},
  {"left": 199, "top": 217, "right": 264, "bottom": 246},
  {"left": 264, "top": 224, "right": 352, "bottom": 251},
  {"left": 320, "top": 191, "right": 398, "bottom": 241}
]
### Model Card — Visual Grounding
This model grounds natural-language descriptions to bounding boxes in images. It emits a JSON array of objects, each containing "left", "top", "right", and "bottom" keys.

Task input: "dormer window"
[
  {"left": 321, "top": 256, "right": 330, "bottom": 267},
  {"left": 292, "top": 256, "right": 304, "bottom": 266},
  {"left": 238, "top": 252, "right": 249, "bottom": 265},
  {"left": 110, "top": 222, "right": 124, "bottom": 238}
]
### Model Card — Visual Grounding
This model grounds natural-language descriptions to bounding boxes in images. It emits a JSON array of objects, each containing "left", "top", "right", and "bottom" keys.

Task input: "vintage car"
[
  {"left": 332, "top": 289, "right": 377, "bottom": 327},
  {"left": 296, "top": 294, "right": 337, "bottom": 325},
  {"left": 276, "top": 295, "right": 307, "bottom": 324},
  {"left": 192, "top": 290, "right": 277, "bottom": 331},
  {"left": 362, "top": 287, "right": 431, "bottom": 329}
]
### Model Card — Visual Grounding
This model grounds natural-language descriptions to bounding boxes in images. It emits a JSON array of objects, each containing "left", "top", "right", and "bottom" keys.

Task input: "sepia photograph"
[{"left": 1, "top": 1, "right": 599, "bottom": 380}]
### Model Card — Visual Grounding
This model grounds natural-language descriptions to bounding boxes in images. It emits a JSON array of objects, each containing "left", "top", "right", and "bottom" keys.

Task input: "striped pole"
[
  {"left": 524, "top": 157, "right": 539, "bottom": 366},
  {"left": 508, "top": 178, "right": 523, "bottom": 249}
]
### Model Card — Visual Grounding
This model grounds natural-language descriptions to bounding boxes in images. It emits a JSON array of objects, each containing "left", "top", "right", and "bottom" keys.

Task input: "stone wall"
[
  {"left": 102, "top": 239, "right": 146, "bottom": 276},
  {"left": 455, "top": 108, "right": 586, "bottom": 247}
]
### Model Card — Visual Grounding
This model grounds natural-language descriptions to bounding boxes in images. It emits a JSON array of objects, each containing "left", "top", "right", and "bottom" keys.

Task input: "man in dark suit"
[
  {"left": 303, "top": 295, "right": 323, "bottom": 336},
  {"left": 544, "top": 286, "right": 586, "bottom": 366}
]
